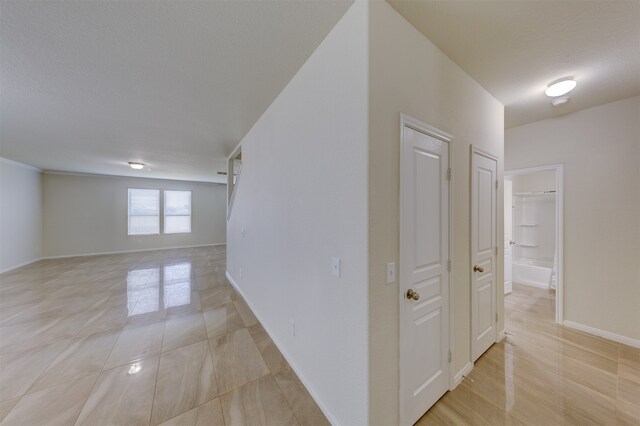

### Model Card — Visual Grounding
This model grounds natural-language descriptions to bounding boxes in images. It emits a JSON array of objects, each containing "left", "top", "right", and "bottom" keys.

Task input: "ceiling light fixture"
[
  {"left": 128, "top": 162, "right": 146, "bottom": 170},
  {"left": 545, "top": 78, "right": 577, "bottom": 97},
  {"left": 551, "top": 97, "right": 569, "bottom": 107}
]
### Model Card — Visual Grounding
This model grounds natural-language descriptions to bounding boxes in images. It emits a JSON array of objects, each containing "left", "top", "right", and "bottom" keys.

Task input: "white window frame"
[
  {"left": 127, "top": 188, "right": 160, "bottom": 236},
  {"left": 163, "top": 190, "right": 192, "bottom": 234}
]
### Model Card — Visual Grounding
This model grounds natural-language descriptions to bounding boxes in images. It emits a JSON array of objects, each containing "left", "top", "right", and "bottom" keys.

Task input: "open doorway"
[
  {"left": 227, "top": 145, "right": 242, "bottom": 218},
  {"left": 504, "top": 165, "right": 563, "bottom": 325}
]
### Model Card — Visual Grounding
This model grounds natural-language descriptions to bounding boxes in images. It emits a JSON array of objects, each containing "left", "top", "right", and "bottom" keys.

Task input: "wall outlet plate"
[
  {"left": 386, "top": 262, "right": 396, "bottom": 284},
  {"left": 332, "top": 257, "right": 341, "bottom": 277}
]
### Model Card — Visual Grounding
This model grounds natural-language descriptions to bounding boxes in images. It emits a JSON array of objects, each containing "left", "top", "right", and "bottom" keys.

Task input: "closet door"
[{"left": 471, "top": 148, "right": 498, "bottom": 362}]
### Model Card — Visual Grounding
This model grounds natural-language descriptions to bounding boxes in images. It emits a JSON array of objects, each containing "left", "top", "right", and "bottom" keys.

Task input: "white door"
[
  {"left": 504, "top": 179, "right": 513, "bottom": 294},
  {"left": 471, "top": 148, "right": 498, "bottom": 362},
  {"left": 400, "top": 119, "right": 450, "bottom": 426}
]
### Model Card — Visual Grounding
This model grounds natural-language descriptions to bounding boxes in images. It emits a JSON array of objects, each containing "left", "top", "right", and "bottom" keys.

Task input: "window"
[
  {"left": 164, "top": 190, "right": 192, "bottom": 234},
  {"left": 128, "top": 189, "right": 160, "bottom": 235}
]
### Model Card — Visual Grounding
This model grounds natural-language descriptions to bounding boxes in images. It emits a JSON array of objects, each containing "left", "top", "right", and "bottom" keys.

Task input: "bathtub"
[{"left": 512, "top": 258, "right": 554, "bottom": 289}]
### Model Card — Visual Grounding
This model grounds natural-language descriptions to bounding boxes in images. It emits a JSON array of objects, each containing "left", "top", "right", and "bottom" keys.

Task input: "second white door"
[{"left": 471, "top": 148, "right": 498, "bottom": 362}]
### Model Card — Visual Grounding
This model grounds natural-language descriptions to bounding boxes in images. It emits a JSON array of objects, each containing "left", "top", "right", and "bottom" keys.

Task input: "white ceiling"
[
  {"left": 0, "top": 0, "right": 352, "bottom": 183},
  {"left": 388, "top": 0, "right": 640, "bottom": 128},
  {"left": 2, "top": 1, "right": 638, "bottom": 182}
]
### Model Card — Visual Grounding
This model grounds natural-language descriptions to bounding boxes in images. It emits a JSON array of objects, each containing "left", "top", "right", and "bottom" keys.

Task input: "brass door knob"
[
  {"left": 473, "top": 265, "right": 485, "bottom": 273},
  {"left": 406, "top": 289, "right": 420, "bottom": 301}
]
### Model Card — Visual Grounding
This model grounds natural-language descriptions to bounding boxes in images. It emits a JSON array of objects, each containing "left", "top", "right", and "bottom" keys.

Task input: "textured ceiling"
[
  {"left": 388, "top": 0, "right": 640, "bottom": 128},
  {"left": 3, "top": 1, "right": 638, "bottom": 182},
  {"left": 0, "top": 0, "right": 352, "bottom": 182}
]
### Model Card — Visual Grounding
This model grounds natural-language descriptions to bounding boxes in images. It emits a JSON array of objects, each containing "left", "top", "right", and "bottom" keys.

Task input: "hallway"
[
  {"left": 0, "top": 246, "right": 328, "bottom": 426},
  {"left": 418, "top": 283, "right": 640, "bottom": 425}
]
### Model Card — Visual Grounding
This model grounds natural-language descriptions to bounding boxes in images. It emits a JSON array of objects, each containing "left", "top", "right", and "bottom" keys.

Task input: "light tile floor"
[
  {"left": 417, "top": 283, "right": 640, "bottom": 425},
  {"left": 0, "top": 246, "right": 329, "bottom": 426}
]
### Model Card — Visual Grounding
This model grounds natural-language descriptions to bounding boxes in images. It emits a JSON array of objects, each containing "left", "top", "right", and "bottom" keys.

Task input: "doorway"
[{"left": 504, "top": 165, "right": 564, "bottom": 324}]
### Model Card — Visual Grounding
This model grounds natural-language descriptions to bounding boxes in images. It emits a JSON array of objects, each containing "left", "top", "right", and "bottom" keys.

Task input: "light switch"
[
  {"left": 386, "top": 262, "right": 396, "bottom": 284},
  {"left": 241, "top": 228, "right": 245, "bottom": 237},
  {"left": 332, "top": 257, "right": 341, "bottom": 277}
]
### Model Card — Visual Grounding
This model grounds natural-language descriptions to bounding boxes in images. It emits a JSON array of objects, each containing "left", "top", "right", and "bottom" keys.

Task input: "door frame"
[
  {"left": 470, "top": 146, "right": 499, "bottom": 360},
  {"left": 504, "top": 179, "right": 513, "bottom": 295},
  {"left": 504, "top": 164, "right": 564, "bottom": 324},
  {"left": 398, "top": 114, "right": 454, "bottom": 426}
]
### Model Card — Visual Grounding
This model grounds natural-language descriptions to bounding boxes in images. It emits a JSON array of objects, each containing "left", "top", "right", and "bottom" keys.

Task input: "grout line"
[
  {"left": 146, "top": 355, "right": 162, "bottom": 426},
  {"left": 272, "top": 368, "right": 305, "bottom": 426}
]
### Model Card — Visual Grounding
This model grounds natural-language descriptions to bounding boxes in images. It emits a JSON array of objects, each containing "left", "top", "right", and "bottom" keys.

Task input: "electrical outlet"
[
  {"left": 239, "top": 267, "right": 242, "bottom": 278},
  {"left": 290, "top": 319, "right": 296, "bottom": 337},
  {"left": 241, "top": 228, "right": 245, "bottom": 237},
  {"left": 332, "top": 257, "right": 341, "bottom": 277}
]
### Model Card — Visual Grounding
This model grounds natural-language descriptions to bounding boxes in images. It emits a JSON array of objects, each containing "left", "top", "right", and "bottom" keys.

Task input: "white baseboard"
[
  {"left": 452, "top": 362, "right": 473, "bottom": 389},
  {"left": 0, "top": 257, "right": 43, "bottom": 274},
  {"left": 42, "top": 242, "right": 226, "bottom": 260},
  {"left": 563, "top": 320, "right": 640, "bottom": 348},
  {"left": 225, "top": 271, "right": 341, "bottom": 426},
  {"left": 498, "top": 329, "right": 506, "bottom": 341}
]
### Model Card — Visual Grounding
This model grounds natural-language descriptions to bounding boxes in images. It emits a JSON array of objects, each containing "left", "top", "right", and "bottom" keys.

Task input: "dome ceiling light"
[
  {"left": 545, "top": 78, "right": 577, "bottom": 97},
  {"left": 128, "top": 162, "right": 146, "bottom": 170}
]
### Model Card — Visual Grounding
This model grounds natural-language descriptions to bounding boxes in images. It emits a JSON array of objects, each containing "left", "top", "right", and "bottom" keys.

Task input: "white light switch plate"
[
  {"left": 332, "top": 257, "right": 341, "bottom": 277},
  {"left": 386, "top": 262, "right": 396, "bottom": 284}
]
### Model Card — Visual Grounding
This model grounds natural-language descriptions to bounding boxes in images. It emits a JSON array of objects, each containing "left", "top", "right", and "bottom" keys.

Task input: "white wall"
[
  {"left": 368, "top": 3, "right": 504, "bottom": 424},
  {"left": 507, "top": 170, "right": 556, "bottom": 193},
  {"left": 43, "top": 172, "right": 226, "bottom": 257},
  {"left": 226, "top": 2, "right": 369, "bottom": 425},
  {"left": 506, "top": 96, "right": 640, "bottom": 342},
  {"left": 0, "top": 158, "right": 43, "bottom": 272}
]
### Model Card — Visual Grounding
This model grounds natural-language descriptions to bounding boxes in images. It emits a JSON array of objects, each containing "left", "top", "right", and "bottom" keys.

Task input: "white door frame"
[
  {"left": 504, "top": 164, "right": 564, "bottom": 324},
  {"left": 470, "top": 146, "right": 499, "bottom": 360},
  {"left": 399, "top": 114, "right": 455, "bottom": 426}
]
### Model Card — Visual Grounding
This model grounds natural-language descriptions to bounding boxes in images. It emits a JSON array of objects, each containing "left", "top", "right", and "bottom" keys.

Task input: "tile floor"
[
  {"left": 0, "top": 246, "right": 329, "bottom": 426},
  {"left": 417, "top": 283, "right": 640, "bottom": 425}
]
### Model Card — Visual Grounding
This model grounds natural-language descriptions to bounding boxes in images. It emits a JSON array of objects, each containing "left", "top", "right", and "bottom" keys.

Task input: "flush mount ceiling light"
[
  {"left": 545, "top": 78, "right": 577, "bottom": 97},
  {"left": 128, "top": 162, "right": 146, "bottom": 170},
  {"left": 551, "top": 97, "right": 569, "bottom": 107}
]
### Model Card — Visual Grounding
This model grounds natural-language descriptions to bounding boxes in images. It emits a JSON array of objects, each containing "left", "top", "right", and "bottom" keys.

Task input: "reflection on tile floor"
[
  {"left": 417, "top": 283, "right": 640, "bottom": 426},
  {"left": 0, "top": 246, "right": 329, "bottom": 426}
]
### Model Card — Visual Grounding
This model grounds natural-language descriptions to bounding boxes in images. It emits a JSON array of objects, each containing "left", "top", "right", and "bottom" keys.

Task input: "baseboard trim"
[
  {"left": 563, "top": 320, "right": 640, "bottom": 348},
  {"left": 225, "top": 271, "right": 341, "bottom": 426},
  {"left": 0, "top": 257, "right": 43, "bottom": 274},
  {"left": 42, "top": 243, "right": 226, "bottom": 260},
  {"left": 498, "top": 329, "right": 506, "bottom": 342},
  {"left": 452, "top": 362, "right": 473, "bottom": 389}
]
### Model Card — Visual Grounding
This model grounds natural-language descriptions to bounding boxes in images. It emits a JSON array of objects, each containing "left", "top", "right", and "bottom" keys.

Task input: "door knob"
[
  {"left": 473, "top": 265, "right": 485, "bottom": 273},
  {"left": 406, "top": 289, "right": 420, "bottom": 301}
]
